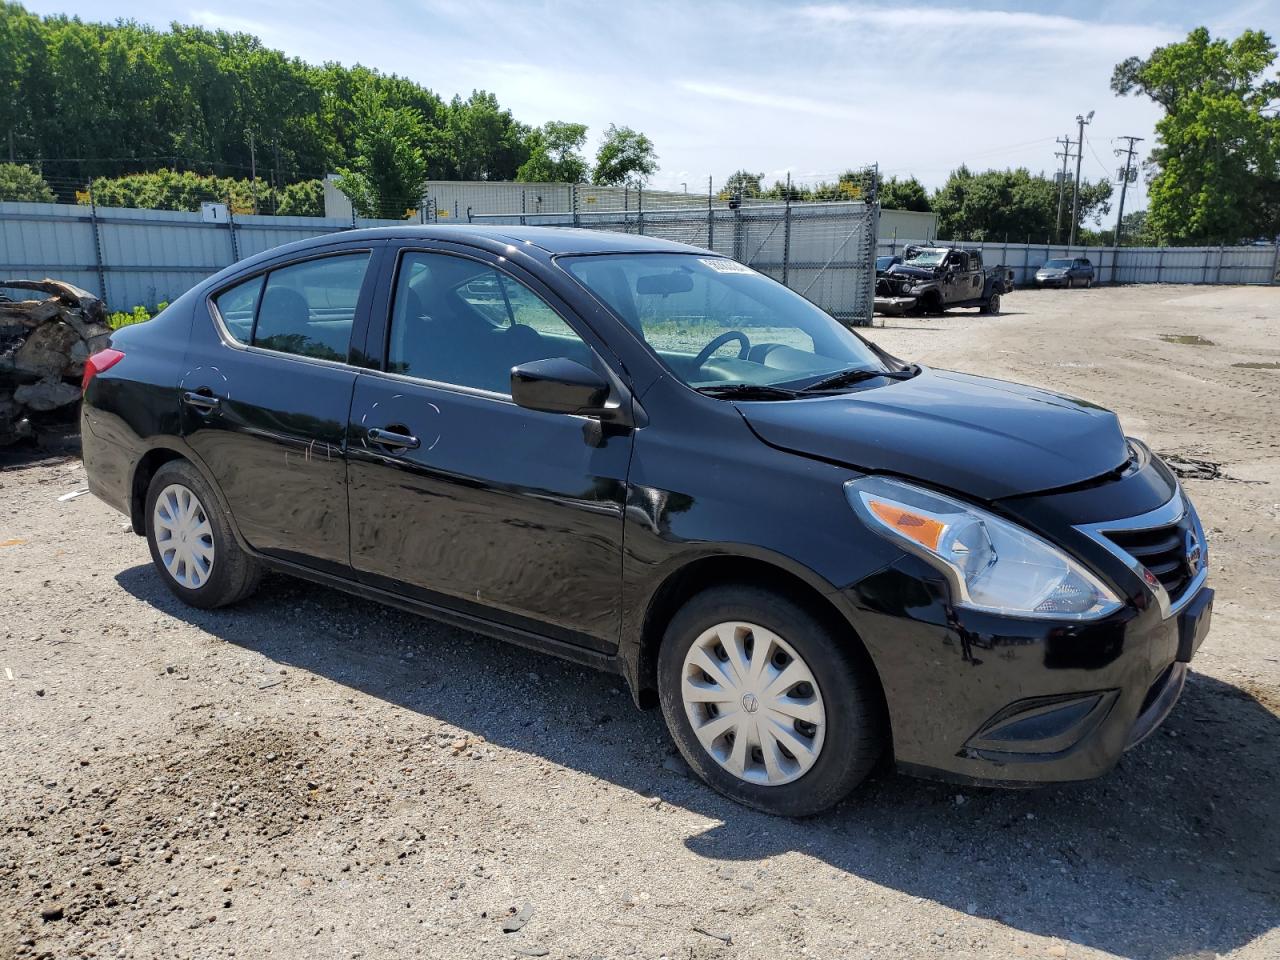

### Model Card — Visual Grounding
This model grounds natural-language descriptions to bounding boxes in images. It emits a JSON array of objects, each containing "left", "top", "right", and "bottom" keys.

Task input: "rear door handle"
[
  {"left": 182, "top": 390, "right": 221, "bottom": 411},
  {"left": 367, "top": 426, "right": 420, "bottom": 450}
]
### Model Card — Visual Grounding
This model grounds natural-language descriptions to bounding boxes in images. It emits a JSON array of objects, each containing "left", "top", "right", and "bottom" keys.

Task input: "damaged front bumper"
[{"left": 874, "top": 295, "right": 918, "bottom": 315}]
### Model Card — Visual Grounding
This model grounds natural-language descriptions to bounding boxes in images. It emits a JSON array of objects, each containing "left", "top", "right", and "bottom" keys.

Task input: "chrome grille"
[
  {"left": 1104, "top": 518, "right": 1197, "bottom": 604},
  {"left": 1075, "top": 490, "right": 1207, "bottom": 619}
]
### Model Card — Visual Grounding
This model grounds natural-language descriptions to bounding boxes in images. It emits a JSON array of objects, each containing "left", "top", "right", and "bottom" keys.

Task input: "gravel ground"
[{"left": 2, "top": 284, "right": 1278, "bottom": 960}]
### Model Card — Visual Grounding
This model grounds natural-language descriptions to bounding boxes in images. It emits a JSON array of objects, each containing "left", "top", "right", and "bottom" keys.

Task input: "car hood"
[
  {"left": 885, "top": 264, "right": 939, "bottom": 280},
  {"left": 738, "top": 367, "right": 1129, "bottom": 501}
]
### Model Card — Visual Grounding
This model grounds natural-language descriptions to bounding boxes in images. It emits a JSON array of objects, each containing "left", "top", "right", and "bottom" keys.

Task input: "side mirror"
[{"left": 511, "top": 357, "right": 610, "bottom": 416}]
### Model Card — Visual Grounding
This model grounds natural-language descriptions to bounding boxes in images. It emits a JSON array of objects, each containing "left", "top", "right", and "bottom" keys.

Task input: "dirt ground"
[{"left": 1, "top": 284, "right": 1278, "bottom": 960}]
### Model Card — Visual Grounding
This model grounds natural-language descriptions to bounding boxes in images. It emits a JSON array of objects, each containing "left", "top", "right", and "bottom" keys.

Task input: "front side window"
[
  {"left": 563, "top": 253, "right": 890, "bottom": 389},
  {"left": 388, "top": 252, "right": 590, "bottom": 394},
  {"left": 252, "top": 253, "right": 370, "bottom": 361}
]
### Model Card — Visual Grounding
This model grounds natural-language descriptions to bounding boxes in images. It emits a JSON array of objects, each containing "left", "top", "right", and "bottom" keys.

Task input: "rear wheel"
[
  {"left": 145, "top": 460, "right": 261, "bottom": 608},
  {"left": 657, "top": 585, "right": 885, "bottom": 816},
  {"left": 1085, "top": 276, "right": 1093, "bottom": 289},
  {"left": 981, "top": 293, "right": 1001, "bottom": 315}
]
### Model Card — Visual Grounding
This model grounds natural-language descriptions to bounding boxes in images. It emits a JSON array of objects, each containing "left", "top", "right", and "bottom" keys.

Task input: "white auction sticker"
[{"left": 699, "top": 258, "right": 755, "bottom": 275}]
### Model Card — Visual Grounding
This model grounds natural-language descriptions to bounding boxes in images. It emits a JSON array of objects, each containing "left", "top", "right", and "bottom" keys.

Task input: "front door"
[
  {"left": 346, "top": 246, "right": 632, "bottom": 652},
  {"left": 944, "top": 252, "right": 970, "bottom": 303},
  {"left": 182, "top": 246, "right": 377, "bottom": 575}
]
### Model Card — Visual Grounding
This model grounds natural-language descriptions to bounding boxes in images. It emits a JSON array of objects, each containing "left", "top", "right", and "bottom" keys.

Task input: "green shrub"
[
  {"left": 84, "top": 170, "right": 325, "bottom": 217},
  {"left": 108, "top": 301, "right": 168, "bottom": 330},
  {"left": 0, "top": 163, "right": 56, "bottom": 203}
]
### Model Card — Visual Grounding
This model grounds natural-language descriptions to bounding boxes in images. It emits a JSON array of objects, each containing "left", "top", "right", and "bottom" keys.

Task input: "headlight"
[{"left": 846, "top": 476, "right": 1123, "bottom": 620}]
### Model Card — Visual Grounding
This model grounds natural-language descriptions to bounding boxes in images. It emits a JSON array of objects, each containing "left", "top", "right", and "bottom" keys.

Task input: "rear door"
[
  {"left": 345, "top": 243, "right": 633, "bottom": 652},
  {"left": 182, "top": 244, "right": 380, "bottom": 575}
]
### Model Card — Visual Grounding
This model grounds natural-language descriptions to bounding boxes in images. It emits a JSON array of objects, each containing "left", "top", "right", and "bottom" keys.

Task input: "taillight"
[{"left": 82, "top": 348, "right": 125, "bottom": 392}]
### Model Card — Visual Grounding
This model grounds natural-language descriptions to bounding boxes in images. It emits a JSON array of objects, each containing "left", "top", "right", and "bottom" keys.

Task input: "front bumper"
[
  {"left": 874, "top": 295, "right": 918, "bottom": 315},
  {"left": 845, "top": 553, "right": 1213, "bottom": 787},
  {"left": 1035, "top": 276, "right": 1070, "bottom": 287}
]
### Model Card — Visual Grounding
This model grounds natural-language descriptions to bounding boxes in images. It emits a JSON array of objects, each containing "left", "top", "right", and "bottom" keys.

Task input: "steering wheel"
[{"left": 693, "top": 330, "right": 752, "bottom": 369}]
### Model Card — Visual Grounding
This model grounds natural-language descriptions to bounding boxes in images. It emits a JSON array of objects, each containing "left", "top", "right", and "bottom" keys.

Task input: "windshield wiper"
[
  {"left": 798, "top": 365, "right": 918, "bottom": 393},
  {"left": 696, "top": 383, "right": 802, "bottom": 401}
]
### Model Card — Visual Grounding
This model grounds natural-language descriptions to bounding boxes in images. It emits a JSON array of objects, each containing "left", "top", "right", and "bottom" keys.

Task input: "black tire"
[
  {"left": 981, "top": 293, "right": 1001, "bottom": 315},
  {"left": 144, "top": 459, "right": 262, "bottom": 609},
  {"left": 657, "top": 585, "right": 885, "bottom": 817},
  {"left": 1085, "top": 277, "right": 1093, "bottom": 289},
  {"left": 1067, "top": 276, "right": 1076, "bottom": 289}
]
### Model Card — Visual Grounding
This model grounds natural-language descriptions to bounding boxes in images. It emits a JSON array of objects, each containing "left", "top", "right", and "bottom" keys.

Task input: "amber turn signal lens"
[{"left": 867, "top": 499, "right": 946, "bottom": 551}]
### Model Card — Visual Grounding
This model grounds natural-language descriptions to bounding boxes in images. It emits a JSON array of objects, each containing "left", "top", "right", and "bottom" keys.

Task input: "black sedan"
[{"left": 80, "top": 226, "right": 1211, "bottom": 816}]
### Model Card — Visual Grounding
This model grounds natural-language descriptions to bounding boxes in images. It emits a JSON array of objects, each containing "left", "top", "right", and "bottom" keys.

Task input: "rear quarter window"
[{"left": 212, "top": 275, "right": 263, "bottom": 343}]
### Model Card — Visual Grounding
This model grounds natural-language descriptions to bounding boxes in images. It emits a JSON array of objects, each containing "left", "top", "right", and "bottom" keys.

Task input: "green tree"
[
  {"left": 0, "top": 162, "right": 53, "bottom": 201},
  {"left": 0, "top": 5, "right": 574, "bottom": 199},
  {"left": 1113, "top": 27, "right": 1280, "bottom": 244},
  {"left": 441, "top": 90, "right": 529, "bottom": 181},
  {"left": 516, "top": 121, "right": 588, "bottom": 183},
  {"left": 809, "top": 169, "right": 871, "bottom": 202},
  {"left": 879, "top": 175, "right": 931, "bottom": 212},
  {"left": 334, "top": 82, "right": 430, "bottom": 219},
  {"left": 932, "top": 166, "right": 1111, "bottom": 241},
  {"left": 719, "top": 170, "right": 764, "bottom": 200},
  {"left": 593, "top": 124, "right": 658, "bottom": 186}
]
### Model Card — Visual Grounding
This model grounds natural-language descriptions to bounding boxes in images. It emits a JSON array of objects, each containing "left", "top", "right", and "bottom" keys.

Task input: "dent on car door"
[
  {"left": 182, "top": 247, "right": 378, "bottom": 575},
  {"left": 346, "top": 247, "right": 633, "bottom": 652}
]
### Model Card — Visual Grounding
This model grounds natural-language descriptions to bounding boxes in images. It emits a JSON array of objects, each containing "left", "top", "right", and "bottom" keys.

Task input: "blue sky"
[{"left": 21, "top": 0, "right": 1280, "bottom": 215}]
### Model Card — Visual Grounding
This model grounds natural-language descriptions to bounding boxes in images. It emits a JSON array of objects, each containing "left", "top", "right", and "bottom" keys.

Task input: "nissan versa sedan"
[{"left": 80, "top": 226, "right": 1212, "bottom": 816}]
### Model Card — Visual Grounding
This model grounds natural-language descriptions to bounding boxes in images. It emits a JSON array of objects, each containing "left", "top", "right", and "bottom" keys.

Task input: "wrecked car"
[{"left": 875, "top": 245, "right": 1014, "bottom": 316}]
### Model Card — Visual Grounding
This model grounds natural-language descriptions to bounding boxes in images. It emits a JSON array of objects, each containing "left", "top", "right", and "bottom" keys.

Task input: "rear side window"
[
  {"left": 212, "top": 252, "right": 370, "bottom": 362},
  {"left": 254, "top": 254, "right": 370, "bottom": 361}
]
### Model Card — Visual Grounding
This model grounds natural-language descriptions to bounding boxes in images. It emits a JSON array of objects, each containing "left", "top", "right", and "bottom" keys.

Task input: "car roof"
[
  {"left": 199, "top": 224, "right": 717, "bottom": 296},
  {"left": 304, "top": 224, "right": 707, "bottom": 256}
]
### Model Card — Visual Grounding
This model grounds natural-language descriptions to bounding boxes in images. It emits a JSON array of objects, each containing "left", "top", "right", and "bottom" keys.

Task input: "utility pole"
[
  {"left": 1069, "top": 110, "right": 1094, "bottom": 246},
  {"left": 247, "top": 129, "right": 257, "bottom": 215},
  {"left": 1054, "top": 134, "right": 1073, "bottom": 244},
  {"left": 1112, "top": 135, "right": 1143, "bottom": 245}
]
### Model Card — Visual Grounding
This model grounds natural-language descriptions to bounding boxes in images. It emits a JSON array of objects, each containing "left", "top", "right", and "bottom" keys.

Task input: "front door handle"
[
  {"left": 182, "top": 390, "right": 221, "bottom": 411},
  {"left": 367, "top": 426, "right": 420, "bottom": 450}
]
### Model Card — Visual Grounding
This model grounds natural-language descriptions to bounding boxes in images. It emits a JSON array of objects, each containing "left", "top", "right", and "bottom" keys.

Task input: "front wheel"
[
  {"left": 657, "top": 585, "right": 885, "bottom": 816},
  {"left": 145, "top": 460, "right": 262, "bottom": 609}
]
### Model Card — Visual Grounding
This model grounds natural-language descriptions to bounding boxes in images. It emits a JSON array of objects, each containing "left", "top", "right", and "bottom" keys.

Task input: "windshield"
[
  {"left": 1044, "top": 259, "right": 1072, "bottom": 268},
  {"left": 562, "top": 253, "right": 890, "bottom": 390},
  {"left": 876, "top": 256, "right": 898, "bottom": 270},
  {"left": 904, "top": 249, "right": 947, "bottom": 266}
]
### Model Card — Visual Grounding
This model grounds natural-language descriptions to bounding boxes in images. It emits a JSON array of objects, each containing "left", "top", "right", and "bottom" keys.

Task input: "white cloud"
[
  {"left": 798, "top": 3, "right": 1179, "bottom": 53},
  {"left": 677, "top": 82, "right": 870, "bottom": 121}
]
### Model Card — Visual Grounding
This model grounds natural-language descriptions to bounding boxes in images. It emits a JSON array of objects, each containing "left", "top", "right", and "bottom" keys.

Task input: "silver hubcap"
[
  {"left": 681, "top": 622, "right": 826, "bottom": 786},
  {"left": 152, "top": 483, "right": 215, "bottom": 589}
]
